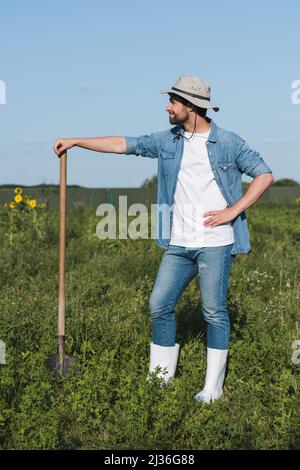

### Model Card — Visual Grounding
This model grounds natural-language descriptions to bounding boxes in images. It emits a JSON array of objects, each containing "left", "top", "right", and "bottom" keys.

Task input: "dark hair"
[
  {"left": 170, "top": 93, "right": 207, "bottom": 117},
  {"left": 193, "top": 106, "right": 207, "bottom": 118}
]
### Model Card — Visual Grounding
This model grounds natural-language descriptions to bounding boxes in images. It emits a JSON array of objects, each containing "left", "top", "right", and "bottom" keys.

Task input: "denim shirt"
[{"left": 125, "top": 119, "right": 273, "bottom": 256}]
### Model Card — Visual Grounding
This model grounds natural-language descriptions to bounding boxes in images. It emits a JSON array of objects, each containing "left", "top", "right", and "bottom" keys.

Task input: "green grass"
[{"left": 0, "top": 203, "right": 299, "bottom": 450}]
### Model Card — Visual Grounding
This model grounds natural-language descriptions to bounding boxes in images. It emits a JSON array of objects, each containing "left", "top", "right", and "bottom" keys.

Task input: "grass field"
[{"left": 0, "top": 202, "right": 299, "bottom": 450}]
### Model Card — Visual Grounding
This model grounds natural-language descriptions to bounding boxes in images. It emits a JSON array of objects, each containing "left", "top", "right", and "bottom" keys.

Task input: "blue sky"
[{"left": 0, "top": 0, "right": 299, "bottom": 187}]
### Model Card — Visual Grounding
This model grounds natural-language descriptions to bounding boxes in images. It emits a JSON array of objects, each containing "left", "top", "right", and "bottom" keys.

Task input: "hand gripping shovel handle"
[{"left": 58, "top": 150, "right": 67, "bottom": 369}]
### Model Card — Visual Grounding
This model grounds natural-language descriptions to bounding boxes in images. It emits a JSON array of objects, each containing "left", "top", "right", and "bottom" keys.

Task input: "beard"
[
  {"left": 169, "top": 113, "right": 181, "bottom": 125},
  {"left": 168, "top": 111, "right": 189, "bottom": 126}
]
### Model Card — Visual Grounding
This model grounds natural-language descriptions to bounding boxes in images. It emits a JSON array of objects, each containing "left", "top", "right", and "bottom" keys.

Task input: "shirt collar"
[{"left": 173, "top": 119, "right": 218, "bottom": 143}]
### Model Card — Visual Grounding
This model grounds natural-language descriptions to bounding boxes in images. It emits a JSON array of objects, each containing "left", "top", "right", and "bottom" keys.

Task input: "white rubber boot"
[
  {"left": 195, "top": 348, "right": 228, "bottom": 403},
  {"left": 147, "top": 342, "right": 180, "bottom": 385}
]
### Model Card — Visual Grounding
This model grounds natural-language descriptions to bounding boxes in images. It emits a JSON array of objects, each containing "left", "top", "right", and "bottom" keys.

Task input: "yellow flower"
[
  {"left": 14, "top": 194, "right": 23, "bottom": 203},
  {"left": 40, "top": 203, "right": 46, "bottom": 209},
  {"left": 295, "top": 196, "right": 300, "bottom": 205},
  {"left": 10, "top": 201, "right": 16, "bottom": 209},
  {"left": 3, "top": 203, "right": 8, "bottom": 208},
  {"left": 29, "top": 199, "right": 37, "bottom": 208},
  {"left": 14, "top": 187, "right": 23, "bottom": 195}
]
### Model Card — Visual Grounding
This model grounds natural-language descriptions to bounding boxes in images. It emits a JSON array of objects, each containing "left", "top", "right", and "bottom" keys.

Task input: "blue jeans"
[{"left": 149, "top": 244, "right": 235, "bottom": 350}]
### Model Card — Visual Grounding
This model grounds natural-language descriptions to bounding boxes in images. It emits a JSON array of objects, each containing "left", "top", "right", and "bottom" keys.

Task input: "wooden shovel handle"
[{"left": 58, "top": 150, "right": 67, "bottom": 337}]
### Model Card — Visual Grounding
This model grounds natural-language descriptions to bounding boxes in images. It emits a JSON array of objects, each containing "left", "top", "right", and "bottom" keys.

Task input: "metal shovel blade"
[
  {"left": 45, "top": 354, "right": 79, "bottom": 374},
  {"left": 46, "top": 335, "right": 78, "bottom": 375}
]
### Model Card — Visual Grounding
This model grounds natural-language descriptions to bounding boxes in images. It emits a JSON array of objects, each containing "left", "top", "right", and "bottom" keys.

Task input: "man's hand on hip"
[{"left": 203, "top": 207, "right": 239, "bottom": 228}]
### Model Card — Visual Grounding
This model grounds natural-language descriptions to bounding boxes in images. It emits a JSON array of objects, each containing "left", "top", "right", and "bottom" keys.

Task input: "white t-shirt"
[{"left": 169, "top": 129, "right": 235, "bottom": 248}]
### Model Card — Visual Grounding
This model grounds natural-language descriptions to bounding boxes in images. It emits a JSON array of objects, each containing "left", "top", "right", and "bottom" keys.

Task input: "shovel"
[{"left": 45, "top": 150, "right": 79, "bottom": 374}]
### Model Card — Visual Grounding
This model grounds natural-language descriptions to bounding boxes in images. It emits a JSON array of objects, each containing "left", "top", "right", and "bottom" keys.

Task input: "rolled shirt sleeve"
[
  {"left": 125, "top": 134, "right": 159, "bottom": 158},
  {"left": 235, "top": 138, "right": 273, "bottom": 178}
]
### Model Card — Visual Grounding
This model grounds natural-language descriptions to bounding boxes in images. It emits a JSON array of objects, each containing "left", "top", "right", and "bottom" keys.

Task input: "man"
[{"left": 53, "top": 75, "right": 274, "bottom": 404}]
